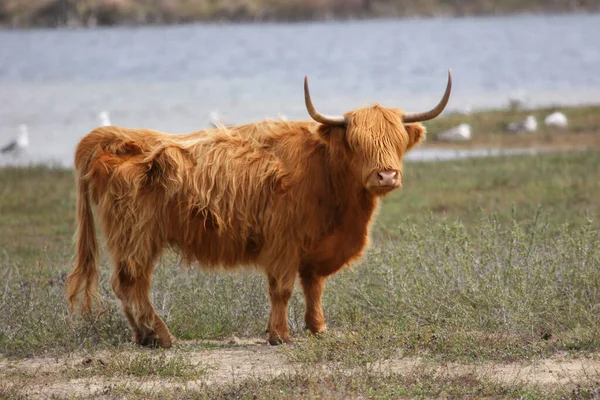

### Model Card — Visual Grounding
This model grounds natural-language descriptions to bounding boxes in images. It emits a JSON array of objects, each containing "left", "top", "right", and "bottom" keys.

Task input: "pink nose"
[{"left": 376, "top": 170, "right": 398, "bottom": 186}]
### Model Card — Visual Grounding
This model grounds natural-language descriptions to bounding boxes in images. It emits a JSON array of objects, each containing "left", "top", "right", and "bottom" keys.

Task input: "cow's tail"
[{"left": 65, "top": 164, "right": 101, "bottom": 316}]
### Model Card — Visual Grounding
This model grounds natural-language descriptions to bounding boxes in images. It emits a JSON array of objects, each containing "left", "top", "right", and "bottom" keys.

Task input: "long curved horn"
[
  {"left": 403, "top": 69, "right": 453, "bottom": 123},
  {"left": 304, "top": 76, "right": 346, "bottom": 126}
]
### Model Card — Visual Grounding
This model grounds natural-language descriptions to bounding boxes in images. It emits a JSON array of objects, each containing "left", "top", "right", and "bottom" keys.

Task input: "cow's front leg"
[
  {"left": 266, "top": 272, "right": 295, "bottom": 345},
  {"left": 299, "top": 269, "right": 327, "bottom": 335}
]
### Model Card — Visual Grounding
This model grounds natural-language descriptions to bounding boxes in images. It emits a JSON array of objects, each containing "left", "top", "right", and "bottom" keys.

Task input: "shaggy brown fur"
[{"left": 65, "top": 105, "right": 427, "bottom": 347}]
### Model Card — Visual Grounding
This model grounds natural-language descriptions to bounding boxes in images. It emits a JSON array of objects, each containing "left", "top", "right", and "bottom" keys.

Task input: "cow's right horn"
[
  {"left": 304, "top": 76, "right": 346, "bottom": 126},
  {"left": 403, "top": 69, "right": 452, "bottom": 123}
]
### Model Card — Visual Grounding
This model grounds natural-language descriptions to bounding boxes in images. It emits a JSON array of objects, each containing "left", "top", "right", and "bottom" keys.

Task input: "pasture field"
[
  {"left": 1, "top": 107, "right": 600, "bottom": 398},
  {"left": 425, "top": 105, "right": 600, "bottom": 150}
]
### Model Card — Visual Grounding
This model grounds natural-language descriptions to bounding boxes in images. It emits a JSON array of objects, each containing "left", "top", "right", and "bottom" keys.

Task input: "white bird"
[
  {"left": 436, "top": 123, "right": 472, "bottom": 142},
  {"left": 506, "top": 115, "right": 537, "bottom": 133},
  {"left": 98, "top": 111, "right": 111, "bottom": 127},
  {"left": 544, "top": 111, "right": 568, "bottom": 128},
  {"left": 461, "top": 104, "right": 473, "bottom": 115},
  {"left": 1, "top": 124, "right": 29, "bottom": 156}
]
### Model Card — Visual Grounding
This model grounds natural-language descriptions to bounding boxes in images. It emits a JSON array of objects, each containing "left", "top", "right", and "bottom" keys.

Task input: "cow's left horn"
[
  {"left": 403, "top": 69, "right": 453, "bottom": 123},
  {"left": 304, "top": 76, "right": 346, "bottom": 126}
]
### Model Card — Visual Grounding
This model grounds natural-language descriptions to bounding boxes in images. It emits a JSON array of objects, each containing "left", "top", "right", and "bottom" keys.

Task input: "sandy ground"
[{"left": 2, "top": 338, "right": 600, "bottom": 398}]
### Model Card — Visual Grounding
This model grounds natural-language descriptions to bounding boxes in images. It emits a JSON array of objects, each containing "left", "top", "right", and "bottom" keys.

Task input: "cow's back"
[{"left": 74, "top": 121, "right": 342, "bottom": 272}]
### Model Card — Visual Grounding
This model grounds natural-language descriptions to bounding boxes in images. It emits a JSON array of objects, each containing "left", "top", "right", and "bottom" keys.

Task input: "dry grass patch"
[{"left": 71, "top": 349, "right": 208, "bottom": 380}]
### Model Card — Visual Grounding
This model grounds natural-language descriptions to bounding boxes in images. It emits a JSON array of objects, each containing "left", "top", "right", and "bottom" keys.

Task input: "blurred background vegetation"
[{"left": 2, "top": 0, "right": 600, "bottom": 28}]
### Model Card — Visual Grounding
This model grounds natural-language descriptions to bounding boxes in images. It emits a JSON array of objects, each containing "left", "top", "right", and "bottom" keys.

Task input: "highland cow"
[{"left": 66, "top": 70, "right": 452, "bottom": 347}]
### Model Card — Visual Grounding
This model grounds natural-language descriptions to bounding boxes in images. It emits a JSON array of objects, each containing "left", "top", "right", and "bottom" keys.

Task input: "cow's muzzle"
[{"left": 367, "top": 169, "right": 401, "bottom": 191}]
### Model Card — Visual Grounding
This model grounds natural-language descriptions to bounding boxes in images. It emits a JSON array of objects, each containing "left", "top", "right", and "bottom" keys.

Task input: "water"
[{"left": 1, "top": 13, "right": 599, "bottom": 166}]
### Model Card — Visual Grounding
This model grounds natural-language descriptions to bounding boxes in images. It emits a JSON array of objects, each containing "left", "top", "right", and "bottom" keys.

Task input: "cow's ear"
[
  {"left": 317, "top": 124, "right": 341, "bottom": 142},
  {"left": 318, "top": 125, "right": 347, "bottom": 144},
  {"left": 318, "top": 125, "right": 350, "bottom": 155},
  {"left": 404, "top": 123, "right": 426, "bottom": 151}
]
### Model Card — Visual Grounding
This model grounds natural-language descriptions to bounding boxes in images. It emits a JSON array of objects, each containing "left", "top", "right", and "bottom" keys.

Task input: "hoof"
[
  {"left": 138, "top": 337, "right": 173, "bottom": 349},
  {"left": 305, "top": 325, "right": 327, "bottom": 336},
  {"left": 268, "top": 336, "right": 294, "bottom": 346},
  {"left": 135, "top": 327, "right": 175, "bottom": 349},
  {"left": 158, "top": 335, "right": 176, "bottom": 349},
  {"left": 137, "top": 330, "right": 159, "bottom": 347},
  {"left": 139, "top": 337, "right": 159, "bottom": 348}
]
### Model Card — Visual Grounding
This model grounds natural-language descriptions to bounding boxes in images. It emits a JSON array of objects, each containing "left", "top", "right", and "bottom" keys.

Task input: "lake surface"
[{"left": 1, "top": 13, "right": 599, "bottom": 166}]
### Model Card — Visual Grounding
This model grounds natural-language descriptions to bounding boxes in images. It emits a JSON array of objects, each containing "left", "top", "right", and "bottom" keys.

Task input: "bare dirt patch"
[
  {"left": 2, "top": 339, "right": 600, "bottom": 398},
  {"left": 385, "top": 354, "right": 600, "bottom": 386}
]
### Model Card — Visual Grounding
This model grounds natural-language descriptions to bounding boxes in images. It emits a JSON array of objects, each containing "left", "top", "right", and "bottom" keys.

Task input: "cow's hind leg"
[
  {"left": 111, "top": 265, "right": 147, "bottom": 344},
  {"left": 299, "top": 269, "right": 327, "bottom": 335},
  {"left": 111, "top": 261, "right": 173, "bottom": 348},
  {"left": 266, "top": 271, "right": 296, "bottom": 345}
]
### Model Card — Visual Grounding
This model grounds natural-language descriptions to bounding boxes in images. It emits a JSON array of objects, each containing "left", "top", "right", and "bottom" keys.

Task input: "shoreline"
[
  {"left": 2, "top": 11, "right": 599, "bottom": 30},
  {"left": 1, "top": 2, "right": 599, "bottom": 29}
]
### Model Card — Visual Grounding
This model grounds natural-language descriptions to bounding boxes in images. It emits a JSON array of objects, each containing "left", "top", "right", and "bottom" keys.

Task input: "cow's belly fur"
[
  {"left": 92, "top": 168, "right": 374, "bottom": 279},
  {"left": 166, "top": 210, "right": 264, "bottom": 269}
]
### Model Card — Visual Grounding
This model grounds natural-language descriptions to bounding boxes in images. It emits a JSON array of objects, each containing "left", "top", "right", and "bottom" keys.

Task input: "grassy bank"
[
  {"left": 2, "top": 0, "right": 600, "bottom": 28},
  {"left": 424, "top": 105, "right": 600, "bottom": 150},
  {"left": 1, "top": 146, "right": 599, "bottom": 397}
]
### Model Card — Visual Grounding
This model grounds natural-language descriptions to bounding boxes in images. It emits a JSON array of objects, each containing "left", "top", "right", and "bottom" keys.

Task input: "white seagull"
[
  {"left": 544, "top": 111, "right": 568, "bottom": 128},
  {"left": 1, "top": 124, "right": 29, "bottom": 156},
  {"left": 506, "top": 115, "right": 537, "bottom": 133},
  {"left": 98, "top": 111, "right": 111, "bottom": 127},
  {"left": 461, "top": 104, "right": 473, "bottom": 116},
  {"left": 436, "top": 123, "right": 472, "bottom": 142}
]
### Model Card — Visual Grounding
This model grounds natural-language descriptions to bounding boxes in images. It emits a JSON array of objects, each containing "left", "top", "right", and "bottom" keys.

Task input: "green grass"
[
  {"left": 0, "top": 142, "right": 599, "bottom": 396},
  {"left": 292, "top": 209, "right": 600, "bottom": 359},
  {"left": 378, "top": 148, "right": 600, "bottom": 234},
  {"left": 1, "top": 151, "right": 599, "bottom": 359},
  {"left": 0, "top": 166, "right": 75, "bottom": 265}
]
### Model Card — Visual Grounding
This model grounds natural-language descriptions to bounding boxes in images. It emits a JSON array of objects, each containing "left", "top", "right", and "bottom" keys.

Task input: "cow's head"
[{"left": 304, "top": 70, "right": 452, "bottom": 196}]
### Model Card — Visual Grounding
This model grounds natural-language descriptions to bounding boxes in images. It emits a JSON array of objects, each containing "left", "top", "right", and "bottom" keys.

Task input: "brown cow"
[{"left": 65, "top": 70, "right": 452, "bottom": 347}]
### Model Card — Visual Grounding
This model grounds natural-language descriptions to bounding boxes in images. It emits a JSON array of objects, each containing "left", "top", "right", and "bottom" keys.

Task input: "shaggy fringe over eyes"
[{"left": 345, "top": 105, "right": 410, "bottom": 169}]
